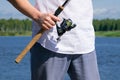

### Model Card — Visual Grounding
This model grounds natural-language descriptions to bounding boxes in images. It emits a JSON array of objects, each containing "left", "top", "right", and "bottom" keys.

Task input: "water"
[{"left": 0, "top": 36, "right": 120, "bottom": 80}]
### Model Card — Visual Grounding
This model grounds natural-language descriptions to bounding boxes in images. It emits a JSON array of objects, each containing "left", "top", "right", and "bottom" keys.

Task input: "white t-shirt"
[{"left": 32, "top": 0, "right": 95, "bottom": 54}]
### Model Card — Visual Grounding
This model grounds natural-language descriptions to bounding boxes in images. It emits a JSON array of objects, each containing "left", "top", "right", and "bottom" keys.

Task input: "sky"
[{"left": 0, "top": 0, "right": 120, "bottom": 19}]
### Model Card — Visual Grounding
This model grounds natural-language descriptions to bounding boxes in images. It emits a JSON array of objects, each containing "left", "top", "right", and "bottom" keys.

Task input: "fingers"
[
  {"left": 45, "top": 16, "right": 55, "bottom": 26},
  {"left": 42, "top": 20, "right": 54, "bottom": 30},
  {"left": 49, "top": 13, "right": 60, "bottom": 22},
  {"left": 36, "top": 13, "right": 60, "bottom": 30}
]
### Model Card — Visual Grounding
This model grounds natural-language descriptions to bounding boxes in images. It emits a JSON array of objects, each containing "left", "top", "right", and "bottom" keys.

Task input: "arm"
[
  {"left": 8, "top": 0, "right": 41, "bottom": 21},
  {"left": 8, "top": 0, "right": 60, "bottom": 30}
]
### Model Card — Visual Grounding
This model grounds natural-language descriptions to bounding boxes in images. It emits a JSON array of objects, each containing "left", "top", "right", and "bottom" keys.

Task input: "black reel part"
[{"left": 56, "top": 18, "right": 76, "bottom": 37}]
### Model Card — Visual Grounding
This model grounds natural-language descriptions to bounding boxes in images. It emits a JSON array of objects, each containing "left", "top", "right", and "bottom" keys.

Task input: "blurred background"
[
  {"left": 0, "top": 0, "right": 120, "bottom": 19},
  {"left": 0, "top": 0, "right": 120, "bottom": 80}
]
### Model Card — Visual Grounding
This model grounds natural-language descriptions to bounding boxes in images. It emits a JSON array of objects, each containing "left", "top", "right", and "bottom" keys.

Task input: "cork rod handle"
[{"left": 15, "top": 29, "right": 45, "bottom": 63}]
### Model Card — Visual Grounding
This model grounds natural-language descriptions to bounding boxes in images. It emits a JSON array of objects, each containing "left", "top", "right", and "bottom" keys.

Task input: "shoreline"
[
  {"left": 0, "top": 31, "right": 120, "bottom": 37},
  {"left": 95, "top": 31, "right": 120, "bottom": 37}
]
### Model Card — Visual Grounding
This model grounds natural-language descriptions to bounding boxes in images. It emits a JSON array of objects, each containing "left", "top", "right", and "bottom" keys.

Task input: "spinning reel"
[{"left": 56, "top": 18, "right": 76, "bottom": 40}]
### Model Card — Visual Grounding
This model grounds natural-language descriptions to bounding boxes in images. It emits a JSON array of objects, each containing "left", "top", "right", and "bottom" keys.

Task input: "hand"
[{"left": 36, "top": 13, "right": 60, "bottom": 30}]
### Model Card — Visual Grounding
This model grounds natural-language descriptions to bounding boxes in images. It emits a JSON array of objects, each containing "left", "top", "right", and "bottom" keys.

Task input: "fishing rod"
[{"left": 15, "top": 0, "right": 70, "bottom": 64}]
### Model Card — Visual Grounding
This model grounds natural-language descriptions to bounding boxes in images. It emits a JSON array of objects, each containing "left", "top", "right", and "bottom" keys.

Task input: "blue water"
[{"left": 0, "top": 36, "right": 120, "bottom": 80}]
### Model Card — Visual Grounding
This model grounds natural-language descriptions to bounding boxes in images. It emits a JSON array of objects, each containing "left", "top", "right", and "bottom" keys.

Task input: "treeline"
[
  {"left": 0, "top": 18, "right": 32, "bottom": 32},
  {"left": 93, "top": 19, "right": 120, "bottom": 31},
  {"left": 0, "top": 18, "right": 120, "bottom": 32}
]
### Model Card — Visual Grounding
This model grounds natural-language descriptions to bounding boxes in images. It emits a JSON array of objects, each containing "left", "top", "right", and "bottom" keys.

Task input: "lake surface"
[{"left": 0, "top": 36, "right": 120, "bottom": 80}]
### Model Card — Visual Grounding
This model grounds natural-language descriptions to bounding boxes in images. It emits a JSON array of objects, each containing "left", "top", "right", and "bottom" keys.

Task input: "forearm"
[
  {"left": 8, "top": 0, "right": 41, "bottom": 20},
  {"left": 8, "top": 0, "right": 60, "bottom": 30}
]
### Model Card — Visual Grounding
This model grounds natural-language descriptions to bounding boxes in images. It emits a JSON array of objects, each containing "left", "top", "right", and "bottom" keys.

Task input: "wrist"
[{"left": 32, "top": 11, "right": 41, "bottom": 21}]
